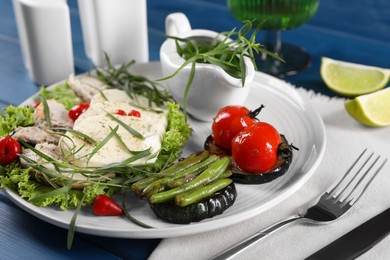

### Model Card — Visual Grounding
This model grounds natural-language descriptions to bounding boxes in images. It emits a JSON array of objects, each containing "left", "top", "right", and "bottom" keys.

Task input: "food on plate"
[
  {"left": 59, "top": 88, "right": 169, "bottom": 168},
  {"left": 132, "top": 151, "right": 211, "bottom": 196},
  {"left": 68, "top": 74, "right": 109, "bottom": 102},
  {"left": 33, "top": 99, "right": 73, "bottom": 128},
  {"left": 0, "top": 62, "right": 191, "bottom": 211},
  {"left": 93, "top": 194, "right": 124, "bottom": 216},
  {"left": 206, "top": 105, "right": 295, "bottom": 184},
  {"left": 0, "top": 105, "right": 34, "bottom": 137},
  {"left": 68, "top": 103, "right": 90, "bottom": 121},
  {"left": 320, "top": 57, "right": 390, "bottom": 97},
  {"left": 149, "top": 181, "right": 236, "bottom": 224},
  {"left": 205, "top": 135, "right": 293, "bottom": 184},
  {"left": 211, "top": 105, "right": 264, "bottom": 150},
  {"left": 344, "top": 87, "right": 390, "bottom": 127},
  {"left": 231, "top": 122, "right": 281, "bottom": 173},
  {"left": 0, "top": 136, "right": 22, "bottom": 165},
  {"left": 0, "top": 56, "right": 296, "bottom": 231},
  {"left": 13, "top": 126, "right": 60, "bottom": 145},
  {"left": 132, "top": 151, "right": 237, "bottom": 224}
]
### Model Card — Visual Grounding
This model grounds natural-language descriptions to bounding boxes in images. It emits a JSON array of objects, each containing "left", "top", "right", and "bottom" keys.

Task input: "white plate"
[{"left": 4, "top": 62, "right": 326, "bottom": 238}]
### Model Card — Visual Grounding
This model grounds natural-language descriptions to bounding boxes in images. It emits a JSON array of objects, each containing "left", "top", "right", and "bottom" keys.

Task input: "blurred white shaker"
[
  {"left": 78, "top": 0, "right": 149, "bottom": 67},
  {"left": 12, "top": 0, "right": 74, "bottom": 86}
]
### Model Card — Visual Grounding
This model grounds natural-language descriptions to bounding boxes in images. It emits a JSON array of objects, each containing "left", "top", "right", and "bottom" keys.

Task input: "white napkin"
[{"left": 149, "top": 86, "right": 390, "bottom": 260}]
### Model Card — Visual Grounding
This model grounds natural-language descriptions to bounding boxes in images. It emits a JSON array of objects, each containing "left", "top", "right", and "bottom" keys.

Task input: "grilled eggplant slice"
[
  {"left": 149, "top": 182, "right": 236, "bottom": 224},
  {"left": 204, "top": 134, "right": 293, "bottom": 184}
]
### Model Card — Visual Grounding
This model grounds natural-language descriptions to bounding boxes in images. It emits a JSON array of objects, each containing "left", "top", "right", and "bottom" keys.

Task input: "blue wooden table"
[{"left": 1, "top": 0, "right": 389, "bottom": 259}]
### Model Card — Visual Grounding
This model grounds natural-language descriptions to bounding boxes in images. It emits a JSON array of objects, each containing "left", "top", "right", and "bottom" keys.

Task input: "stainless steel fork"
[{"left": 211, "top": 149, "right": 387, "bottom": 260}]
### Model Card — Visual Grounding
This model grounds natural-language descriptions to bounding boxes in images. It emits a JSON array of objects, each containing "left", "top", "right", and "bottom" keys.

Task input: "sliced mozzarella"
[
  {"left": 60, "top": 112, "right": 167, "bottom": 167},
  {"left": 75, "top": 89, "right": 163, "bottom": 127},
  {"left": 89, "top": 88, "right": 133, "bottom": 106}
]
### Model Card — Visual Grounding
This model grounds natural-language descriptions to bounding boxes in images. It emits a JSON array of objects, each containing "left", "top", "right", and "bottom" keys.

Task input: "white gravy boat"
[{"left": 160, "top": 12, "right": 254, "bottom": 122}]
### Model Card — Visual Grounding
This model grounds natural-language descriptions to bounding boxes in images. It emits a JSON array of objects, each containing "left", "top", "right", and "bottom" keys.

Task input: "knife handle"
[{"left": 306, "top": 207, "right": 390, "bottom": 260}]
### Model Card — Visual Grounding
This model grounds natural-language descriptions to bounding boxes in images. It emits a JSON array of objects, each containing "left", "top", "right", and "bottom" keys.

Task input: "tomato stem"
[{"left": 247, "top": 104, "right": 265, "bottom": 119}]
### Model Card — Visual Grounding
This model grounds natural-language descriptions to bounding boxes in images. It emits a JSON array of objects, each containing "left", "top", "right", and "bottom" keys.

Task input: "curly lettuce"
[
  {"left": 153, "top": 102, "right": 192, "bottom": 171},
  {"left": 39, "top": 83, "right": 81, "bottom": 110},
  {"left": 0, "top": 105, "right": 34, "bottom": 138},
  {"left": 0, "top": 163, "right": 122, "bottom": 210}
]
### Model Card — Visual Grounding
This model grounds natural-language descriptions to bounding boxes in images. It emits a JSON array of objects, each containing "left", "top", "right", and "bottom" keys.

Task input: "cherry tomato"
[
  {"left": 0, "top": 136, "right": 22, "bottom": 165},
  {"left": 93, "top": 194, "right": 124, "bottom": 216},
  {"left": 68, "top": 103, "right": 90, "bottom": 121},
  {"left": 231, "top": 122, "right": 281, "bottom": 173},
  {"left": 128, "top": 109, "right": 141, "bottom": 117},
  {"left": 115, "top": 109, "right": 127, "bottom": 116},
  {"left": 211, "top": 105, "right": 257, "bottom": 150}
]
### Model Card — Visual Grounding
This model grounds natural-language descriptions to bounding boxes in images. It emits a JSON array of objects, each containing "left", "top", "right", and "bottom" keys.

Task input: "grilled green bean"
[
  {"left": 168, "top": 170, "right": 232, "bottom": 188},
  {"left": 175, "top": 178, "right": 232, "bottom": 207},
  {"left": 167, "top": 173, "right": 197, "bottom": 188},
  {"left": 131, "top": 150, "right": 209, "bottom": 194},
  {"left": 141, "top": 155, "right": 219, "bottom": 197},
  {"left": 149, "top": 157, "right": 229, "bottom": 204}
]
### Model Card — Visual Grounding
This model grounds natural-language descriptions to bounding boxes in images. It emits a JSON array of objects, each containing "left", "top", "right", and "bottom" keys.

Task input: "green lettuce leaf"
[
  {"left": 0, "top": 105, "right": 34, "bottom": 138},
  {"left": 39, "top": 83, "right": 82, "bottom": 110},
  {"left": 153, "top": 102, "right": 192, "bottom": 171},
  {"left": 0, "top": 163, "right": 120, "bottom": 210}
]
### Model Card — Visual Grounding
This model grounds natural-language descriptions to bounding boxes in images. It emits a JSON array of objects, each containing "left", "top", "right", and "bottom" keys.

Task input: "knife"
[{"left": 306, "top": 207, "right": 390, "bottom": 260}]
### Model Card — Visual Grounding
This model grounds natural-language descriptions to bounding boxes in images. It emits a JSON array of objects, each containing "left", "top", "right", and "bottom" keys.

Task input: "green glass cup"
[{"left": 227, "top": 0, "right": 320, "bottom": 77}]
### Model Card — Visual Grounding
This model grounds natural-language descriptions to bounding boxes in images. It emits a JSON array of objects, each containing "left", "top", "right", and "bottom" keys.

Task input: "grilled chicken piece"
[
  {"left": 20, "top": 142, "right": 64, "bottom": 185},
  {"left": 33, "top": 99, "right": 73, "bottom": 129},
  {"left": 20, "top": 142, "right": 115, "bottom": 189},
  {"left": 67, "top": 74, "right": 109, "bottom": 102},
  {"left": 20, "top": 142, "right": 63, "bottom": 171},
  {"left": 12, "top": 126, "right": 60, "bottom": 145}
]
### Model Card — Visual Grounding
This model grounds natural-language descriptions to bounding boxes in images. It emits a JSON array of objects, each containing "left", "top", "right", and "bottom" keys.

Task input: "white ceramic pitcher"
[{"left": 160, "top": 13, "right": 254, "bottom": 122}]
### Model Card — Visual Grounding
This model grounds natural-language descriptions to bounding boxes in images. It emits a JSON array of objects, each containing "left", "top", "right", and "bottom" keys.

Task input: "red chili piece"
[
  {"left": 68, "top": 103, "right": 90, "bottom": 121},
  {"left": 92, "top": 194, "right": 124, "bottom": 216},
  {"left": 33, "top": 102, "right": 41, "bottom": 108},
  {"left": 115, "top": 109, "right": 127, "bottom": 116},
  {"left": 128, "top": 110, "right": 141, "bottom": 117},
  {"left": 0, "top": 136, "right": 22, "bottom": 165}
]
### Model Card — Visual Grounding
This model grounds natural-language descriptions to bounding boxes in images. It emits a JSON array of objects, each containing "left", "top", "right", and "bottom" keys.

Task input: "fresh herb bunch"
[
  {"left": 96, "top": 54, "right": 173, "bottom": 107},
  {"left": 159, "top": 20, "right": 282, "bottom": 113}
]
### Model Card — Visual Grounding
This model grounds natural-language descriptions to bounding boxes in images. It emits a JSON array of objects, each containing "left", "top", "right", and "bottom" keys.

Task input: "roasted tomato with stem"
[
  {"left": 0, "top": 136, "right": 22, "bottom": 165},
  {"left": 68, "top": 103, "right": 90, "bottom": 121},
  {"left": 231, "top": 122, "right": 281, "bottom": 173},
  {"left": 211, "top": 105, "right": 264, "bottom": 150}
]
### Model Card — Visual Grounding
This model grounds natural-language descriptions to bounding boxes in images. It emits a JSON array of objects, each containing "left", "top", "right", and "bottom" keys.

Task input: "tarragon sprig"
[
  {"left": 95, "top": 54, "right": 173, "bottom": 108},
  {"left": 158, "top": 20, "right": 283, "bottom": 114}
]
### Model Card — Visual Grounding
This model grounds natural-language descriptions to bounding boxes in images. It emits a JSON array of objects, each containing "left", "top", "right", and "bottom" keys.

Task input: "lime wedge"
[
  {"left": 321, "top": 57, "right": 390, "bottom": 97},
  {"left": 345, "top": 87, "right": 390, "bottom": 127}
]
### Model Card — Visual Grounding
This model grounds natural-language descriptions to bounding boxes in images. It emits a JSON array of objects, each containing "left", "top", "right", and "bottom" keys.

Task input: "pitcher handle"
[{"left": 165, "top": 12, "right": 192, "bottom": 36}]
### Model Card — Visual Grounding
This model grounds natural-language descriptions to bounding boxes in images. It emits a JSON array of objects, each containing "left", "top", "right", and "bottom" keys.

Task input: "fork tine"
[
  {"left": 343, "top": 157, "right": 387, "bottom": 206},
  {"left": 333, "top": 151, "right": 374, "bottom": 200},
  {"left": 326, "top": 148, "right": 368, "bottom": 198}
]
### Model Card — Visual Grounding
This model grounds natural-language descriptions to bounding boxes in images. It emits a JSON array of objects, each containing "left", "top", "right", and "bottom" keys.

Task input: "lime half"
[
  {"left": 345, "top": 87, "right": 390, "bottom": 127},
  {"left": 321, "top": 57, "right": 390, "bottom": 97}
]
